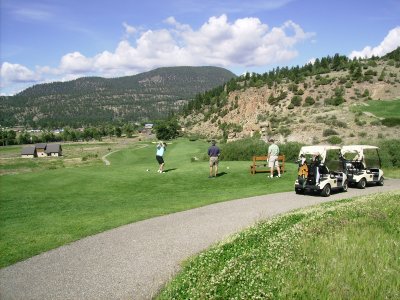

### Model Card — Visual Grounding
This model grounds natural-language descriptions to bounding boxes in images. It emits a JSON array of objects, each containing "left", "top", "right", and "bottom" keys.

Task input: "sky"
[{"left": 1, "top": 0, "right": 400, "bottom": 96}]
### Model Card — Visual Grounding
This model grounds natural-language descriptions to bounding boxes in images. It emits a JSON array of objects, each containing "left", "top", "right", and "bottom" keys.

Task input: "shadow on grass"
[
  {"left": 216, "top": 172, "right": 227, "bottom": 177},
  {"left": 164, "top": 168, "right": 177, "bottom": 173}
]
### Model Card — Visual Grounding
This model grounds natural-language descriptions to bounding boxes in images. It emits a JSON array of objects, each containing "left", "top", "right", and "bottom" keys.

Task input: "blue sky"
[{"left": 1, "top": 0, "right": 399, "bottom": 95}]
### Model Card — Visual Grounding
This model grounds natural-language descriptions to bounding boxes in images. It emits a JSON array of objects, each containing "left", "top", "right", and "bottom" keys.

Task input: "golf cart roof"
[
  {"left": 299, "top": 145, "right": 341, "bottom": 163},
  {"left": 341, "top": 145, "right": 378, "bottom": 153},
  {"left": 299, "top": 145, "right": 341, "bottom": 155},
  {"left": 341, "top": 145, "right": 379, "bottom": 157}
]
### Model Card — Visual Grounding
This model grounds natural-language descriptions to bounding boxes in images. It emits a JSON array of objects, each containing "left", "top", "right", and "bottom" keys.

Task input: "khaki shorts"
[
  {"left": 268, "top": 155, "right": 279, "bottom": 168},
  {"left": 209, "top": 156, "right": 219, "bottom": 166}
]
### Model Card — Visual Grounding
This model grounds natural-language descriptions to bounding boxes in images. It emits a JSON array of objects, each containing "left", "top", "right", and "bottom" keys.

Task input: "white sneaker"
[{"left": 270, "top": 175, "right": 273, "bottom": 178}]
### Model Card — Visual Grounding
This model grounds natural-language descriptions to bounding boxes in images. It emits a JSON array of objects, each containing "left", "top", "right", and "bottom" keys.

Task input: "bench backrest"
[
  {"left": 253, "top": 155, "right": 268, "bottom": 162},
  {"left": 252, "top": 155, "right": 285, "bottom": 162}
]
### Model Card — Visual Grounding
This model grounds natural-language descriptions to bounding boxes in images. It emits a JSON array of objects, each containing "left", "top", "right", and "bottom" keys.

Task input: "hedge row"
[{"left": 218, "top": 138, "right": 400, "bottom": 168}]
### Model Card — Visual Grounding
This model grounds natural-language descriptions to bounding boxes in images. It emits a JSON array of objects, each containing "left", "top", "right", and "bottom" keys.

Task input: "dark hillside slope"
[{"left": 0, "top": 66, "right": 236, "bottom": 127}]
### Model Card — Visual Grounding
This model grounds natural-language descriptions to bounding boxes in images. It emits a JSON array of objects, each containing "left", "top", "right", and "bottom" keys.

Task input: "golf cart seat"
[{"left": 351, "top": 160, "right": 365, "bottom": 170}]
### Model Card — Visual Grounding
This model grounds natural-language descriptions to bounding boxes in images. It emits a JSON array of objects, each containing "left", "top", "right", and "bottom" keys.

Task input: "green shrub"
[
  {"left": 378, "top": 139, "right": 400, "bottom": 167},
  {"left": 364, "top": 69, "right": 377, "bottom": 76},
  {"left": 219, "top": 138, "right": 267, "bottom": 161},
  {"left": 82, "top": 153, "right": 98, "bottom": 161},
  {"left": 355, "top": 117, "right": 367, "bottom": 126},
  {"left": 334, "top": 120, "right": 348, "bottom": 128},
  {"left": 279, "top": 142, "right": 304, "bottom": 161},
  {"left": 288, "top": 83, "right": 298, "bottom": 92},
  {"left": 381, "top": 117, "right": 400, "bottom": 127},
  {"left": 290, "top": 96, "right": 302, "bottom": 107},
  {"left": 323, "top": 128, "right": 339, "bottom": 136},
  {"left": 370, "top": 120, "right": 381, "bottom": 126},
  {"left": 187, "top": 134, "right": 200, "bottom": 141},
  {"left": 324, "top": 97, "right": 344, "bottom": 106},
  {"left": 358, "top": 132, "right": 367, "bottom": 138},
  {"left": 326, "top": 135, "right": 342, "bottom": 144},
  {"left": 219, "top": 138, "right": 303, "bottom": 161},
  {"left": 345, "top": 81, "right": 352, "bottom": 88},
  {"left": 277, "top": 127, "right": 291, "bottom": 137},
  {"left": 304, "top": 96, "right": 315, "bottom": 106},
  {"left": 257, "top": 114, "right": 267, "bottom": 122}
]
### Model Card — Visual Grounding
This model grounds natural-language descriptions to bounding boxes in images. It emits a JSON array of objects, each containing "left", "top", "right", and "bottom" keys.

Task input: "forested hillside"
[
  {"left": 0, "top": 66, "right": 236, "bottom": 127},
  {"left": 182, "top": 48, "right": 400, "bottom": 144}
]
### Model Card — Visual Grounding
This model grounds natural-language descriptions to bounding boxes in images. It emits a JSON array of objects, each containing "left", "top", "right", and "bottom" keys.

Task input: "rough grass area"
[
  {"left": 157, "top": 192, "right": 400, "bottom": 300},
  {"left": 0, "top": 141, "right": 120, "bottom": 175},
  {"left": 383, "top": 167, "right": 400, "bottom": 178}
]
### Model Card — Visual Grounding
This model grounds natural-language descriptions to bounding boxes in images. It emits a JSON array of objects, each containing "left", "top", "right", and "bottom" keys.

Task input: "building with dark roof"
[
  {"left": 35, "top": 143, "right": 47, "bottom": 157},
  {"left": 45, "top": 144, "right": 62, "bottom": 157},
  {"left": 21, "top": 146, "right": 37, "bottom": 158}
]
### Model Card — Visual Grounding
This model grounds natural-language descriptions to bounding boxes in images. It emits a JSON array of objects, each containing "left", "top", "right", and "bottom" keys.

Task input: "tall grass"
[
  {"left": 158, "top": 192, "right": 400, "bottom": 299},
  {"left": 219, "top": 138, "right": 303, "bottom": 162}
]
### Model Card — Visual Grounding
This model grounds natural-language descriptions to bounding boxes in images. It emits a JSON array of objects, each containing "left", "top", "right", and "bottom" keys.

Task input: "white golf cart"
[
  {"left": 294, "top": 145, "right": 348, "bottom": 197},
  {"left": 340, "top": 145, "right": 384, "bottom": 188}
]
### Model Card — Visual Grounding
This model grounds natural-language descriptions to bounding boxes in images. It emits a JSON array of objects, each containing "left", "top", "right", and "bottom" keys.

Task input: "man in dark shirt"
[{"left": 208, "top": 140, "right": 220, "bottom": 178}]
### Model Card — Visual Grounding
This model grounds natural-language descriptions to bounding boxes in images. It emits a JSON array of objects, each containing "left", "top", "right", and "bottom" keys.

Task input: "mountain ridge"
[{"left": 0, "top": 66, "right": 236, "bottom": 127}]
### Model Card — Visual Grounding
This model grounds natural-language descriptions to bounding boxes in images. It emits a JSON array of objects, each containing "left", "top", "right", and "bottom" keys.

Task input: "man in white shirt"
[{"left": 267, "top": 138, "right": 281, "bottom": 178}]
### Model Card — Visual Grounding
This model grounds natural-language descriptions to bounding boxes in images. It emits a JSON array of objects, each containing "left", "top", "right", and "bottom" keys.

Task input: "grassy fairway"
[
  {"left": 158, "top": 192, "right": 400, "bottom": 299},
  {"left": 354, "top": 99, "right": 400, "bottom": 118},
  {"left": 0, "top": 139, "right": 295, "bottom": 267},
  {"left": 363, "top": 99, "right": 400, "bottom": 118}
]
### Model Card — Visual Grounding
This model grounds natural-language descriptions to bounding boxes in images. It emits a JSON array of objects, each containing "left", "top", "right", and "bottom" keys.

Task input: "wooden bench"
[{"left": 250, "top": 155, "right": 285, "bottom": 175}]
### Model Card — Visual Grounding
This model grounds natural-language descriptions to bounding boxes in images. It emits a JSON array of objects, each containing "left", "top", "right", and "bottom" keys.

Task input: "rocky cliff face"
[{"left": 183, "top": 61, "right": 400, "bottom": 144}]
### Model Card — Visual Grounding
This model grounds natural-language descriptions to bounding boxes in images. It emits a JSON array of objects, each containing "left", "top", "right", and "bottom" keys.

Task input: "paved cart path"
[{"left": 1, "top": 180, "right": 399, "bottom": 300}]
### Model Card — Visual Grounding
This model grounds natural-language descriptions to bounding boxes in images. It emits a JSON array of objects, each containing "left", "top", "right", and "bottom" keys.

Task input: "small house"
[
  {"left": 21, "top": 146, "right": 37, "bottom": 158},
  {"left": 46, "top": 144, "right": 62, "bottom": 157},
  {"left": 35, "top": 143, "right": 47, "bottom": 157}
]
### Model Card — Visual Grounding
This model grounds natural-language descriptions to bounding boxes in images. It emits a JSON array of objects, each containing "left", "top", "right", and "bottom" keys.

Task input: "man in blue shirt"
[{"left": 208, "top": 140, "right": 220, "bottom": 178}]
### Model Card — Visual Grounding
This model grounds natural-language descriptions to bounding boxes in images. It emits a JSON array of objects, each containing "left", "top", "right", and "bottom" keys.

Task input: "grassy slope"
[
  {"left": 0, "top": 139, "right": 296, "bottom": 267},
  {"left": 158, "top": 192, "right": 400, "bottom": 299},
  {"left": 356, "top": 98, "right": 400, "bottom": 118}
]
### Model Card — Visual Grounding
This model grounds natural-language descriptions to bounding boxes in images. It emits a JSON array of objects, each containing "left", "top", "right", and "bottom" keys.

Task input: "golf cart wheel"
[
  {"left": 357, "top": 178, "right": 367, "bottom": 189},
  {"left": 342, "top": 180, "right": 348, "bottom": 192},
  {"left": 295, "top": 188, "right": 304, "bottom": 194},
  {"left": 321, "top": 184, "right": 331, "bottom": 197},
  {"left": 377, "top": 176, "right": 384, "bottom": 186}
]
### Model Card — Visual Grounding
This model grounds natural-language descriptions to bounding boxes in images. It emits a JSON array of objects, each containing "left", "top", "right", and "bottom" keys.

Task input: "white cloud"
[
  {"left": 59, "top": 51, "right": 93, "bottom": 73},
  {"left": 349, "top": 26, "right": 400, "bottom": 59},
  {"left": 123, "top": 22, "right": 137, "bottom": 37},
  {"left": 1, "top": 14, "right": 314, "bottom": 94},
  {"left": 62, "top": 14, "right": 315, "bottom": 72},
  {"left": 0, "top": 62, "right": 38, "bottom": 84},
  {"left": 13, "top": 7, "right": 53, "bottom": 21}
]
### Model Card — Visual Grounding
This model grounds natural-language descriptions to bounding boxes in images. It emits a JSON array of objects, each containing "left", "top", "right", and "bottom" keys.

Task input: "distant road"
[{"left": 1, "top": 179, "right": 399, "bottom": 300}]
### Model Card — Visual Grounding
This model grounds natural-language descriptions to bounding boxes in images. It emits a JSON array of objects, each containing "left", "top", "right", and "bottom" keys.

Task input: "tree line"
[{"left": 0, "top": 124, "right": 139, "bottom": 146}]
